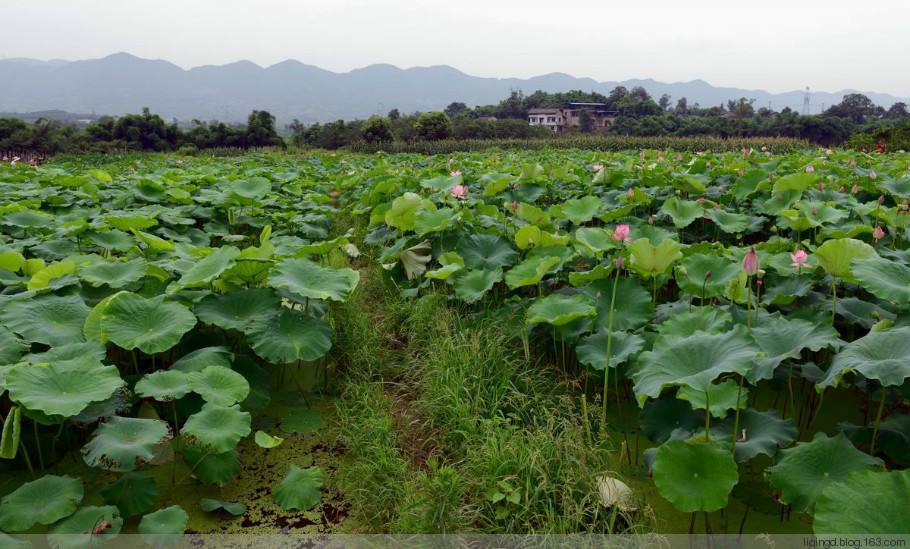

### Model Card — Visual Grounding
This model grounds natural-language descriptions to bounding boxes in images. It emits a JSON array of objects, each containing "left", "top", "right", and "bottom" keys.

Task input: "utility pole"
[{"left": 802, "top": 87, "right": 811, "bottom": 115}]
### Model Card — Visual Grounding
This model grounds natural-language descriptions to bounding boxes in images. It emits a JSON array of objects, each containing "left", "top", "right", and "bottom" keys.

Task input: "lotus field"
[{"left": 1, "top": 147, "right": 909, "bottom": 540}]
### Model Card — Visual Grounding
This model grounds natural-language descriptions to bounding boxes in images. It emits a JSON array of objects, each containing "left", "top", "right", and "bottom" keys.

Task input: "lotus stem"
[
  {"left": 33, "top": 418, "right": 44, "bottom": 471},
  {"left": 831, "top": 278, "right": 837, "bottom": 325},
  {"left": 870, "top": 388, "right": 887, "bottom": 455},
  {"left": 731, "top": 375, "right": 745, "bottom": 454},
  {"left": 704, "top": 389, "right": 712, "bottom": 441},
  {"left": 603, "top": 264, "right": 621, "bottom": 428},
  {"left": 18, "top": 440, "right": 35, "bottom": 478}
]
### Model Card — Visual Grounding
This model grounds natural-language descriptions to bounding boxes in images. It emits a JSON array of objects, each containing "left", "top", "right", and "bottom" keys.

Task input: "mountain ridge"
[{"left": 1, "top": 53, "right": 907, "bottom": 124}]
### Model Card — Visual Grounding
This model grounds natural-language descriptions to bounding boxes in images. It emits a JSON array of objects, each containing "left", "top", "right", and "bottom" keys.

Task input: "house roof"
[{"left": 528, "top": 108, "right": 561, "bottom": 114}]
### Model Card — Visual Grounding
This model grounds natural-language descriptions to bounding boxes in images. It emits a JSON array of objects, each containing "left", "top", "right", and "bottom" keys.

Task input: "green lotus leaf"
[
  {"left": 269, "top": 258, "right": 359, "bottom": 302},
  {"left": 677, "top": 254, "right": 741, "bottom": 298},
  {"left": 575, "top": 329, "right": 645, "bottom": 370},
  {"left": 384, "top": 192, "right": 436, "bottom": 231},
  {"left": 818, "top": 327, "right": 910, "bottom": 389},
  {"left": 0, "top": 326, "right": 28, "bottom": 365},
  {"left": 138, "top": 505, "right": 188, "bottom": 546},
  {"left": 188, "top": 365, "right": 249, "bottom": 406},
  {"left": 841, "top": 415, "right": 910, "bottom": 466},
  {"left": 254, "top": 430, "right": 285, "bottom": 448},
  {"left": 750, "top": 313, "right": 841, "bottom": 382},
  {"left": 568, "top": 264, "right": 611, "bottom": 286},
  {"left": 677, "top": 379, "right": 749, "bottom": 418},
  {"left": 82, "top": 291, "right": 128, "bottom": 344},
  {"left": 230, "top": 176, "right": 271, "bottom": 200},
  {"left": 573, "top": 227, "right": 615, "bottom": 255},
  {"left": 553, "top": 195, "right": 602, "bottom": 224},
  {"left": 452, "top": 268, "right": 503, "bottom": 303},
  {"left": 515, "top": 202, "right": 551, "bottom": 226},
  {"left": 413, "top": 207, "right": 456, "bottom": 235},
  {"left": 132, "top": 229, "right": 173, "bottom": 251},
  {"left": 504, "top": 256, "right": 561, "bottom": 290},
  {"left": 852, "top": 255, "right": 910, "bottom": 305},
  {"left": 184, "top": 447, "right": 241, "bottom": 487},
  {"left": 182, "top": 403, "right": 251, "bottom": 453},
  {"left": 813, "top": 469, "right": 910, "bottom": 534},
  {"left": 704, "top": 208, "right": 749, "bottom": 233},
  {"left": 716, "top": 408, "right": 797, "bottom": 463},
  {"left": 200, "top": 498, "right": 246, "bottom": 516},
  {"left": 652, "top": 440, "right": 738, "bottom": 513},
  {"left": 584, "top": 277, "right": 653, "bottom": 331},
  {"left": 655, "top": 307, "right": 731, "bottom": 344},
  {"left": 0, "top": 533, "right": 28, "bottom": 549},
  {"left": 82, "top": 417, "right": 172, "bottom": 472},
  {"left": 425, "top": 251, "right": 464, "bottom": 280},
  {"left": 814, "top": 238, "right": 876, "bottom": 282},
  {"left": 101, "top": 293, "right": 196, "bottom": 354},
  {"left": 1, "top": 294, "right": 90, "bottom": 346},
  {"left": 526, "top": 293, "right": 596, "bottom": 326},
  {"left": 771, "top": 171, "right": 818, "bottom": 194},
  {"left": 273, "top": 465, "right": 325, "bottom": 511},
  {"left": 632, "top": 326, "right": 759, "bottom": 406},
  {"left": 458, "top": 233, "right": 519, "bottom": 270},
  {"left": 6, "top": 359, "right": 124, "bottom": 418},
  {"left": 99, "top": 472, "right": 158, "bottom": 518},
  {"left": 79, "top": 257, "right": 147, "bottom": 288},
  {"left": 27, "top": 259, "right": 76, "bottom": 290},
  {"left": 768, "top": 432, "right": 882, "bottom": 512},
  {"left": 279, "top": 408, "right": 326, "bottom": 435},
  {"left": 70, "top": 386, "right": 132, "bottom": 426},
  {"left": 660, "top": 197, "right": 703, "bottom": 229},
  {"left": 168, "top": 246, "right": 240, "bottom": 293},
  {"left": 47, "top": 505, "right": 122, "bottom": 549},
  {"left": 135, "top": 370, "right": 191, "bottom": 401},
  {"left": 25, "top": 341, "right": 106, "bottom": 365},
  {"left": 0, "top": 406, "right": 21, "bottom": 459},
  {"left": 0, "top": 475, "right": 83, "bottom": 532},
  {"left": 86, "top": 229, "right": 134, "bottom": 252},
  {"left": 247, "top": 309, "right": 332, "bottom": 363},
  {"left": 3, "top": 209, "right": 51, "bottom": 228},
  {"left": 395, "top": 240, "right": 433, "bottom": 280},
  {"left": 170, "top": 346, "right": 232, "bottom": 373},
  {"left": 0, "top": 249, "right": 26, "bottom": 272},
  {"left": 640, "top": 395, "right": 704, "bottom": 443},
  {"left": 761, "top": 276, "right": 814, "bottom": 306},
  {"left": 628, "top": 238, "right": 684, "bottom": 279},
  {"left": 107, "top": 214, "right": 156, "bottom": 232}
]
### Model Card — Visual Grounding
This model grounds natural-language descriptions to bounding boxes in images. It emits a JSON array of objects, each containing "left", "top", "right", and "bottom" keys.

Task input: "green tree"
[
  {"left": 361, "top": 115, "right": 394, "bottom": 143},
  {"left": 414, "top": 112, "right": 452, "bottom": 140},
  {"left": 825, "top": 94, "right": 879, "bottom": 124},
  {"left": 578, "top": 110, "right": 594, "bottom": 133},
  {"left": 245, "top": 110, "right": 283, "bottom": 147},
  {"left": 444, "top": 102, "right": 469, "bottom": 119}
]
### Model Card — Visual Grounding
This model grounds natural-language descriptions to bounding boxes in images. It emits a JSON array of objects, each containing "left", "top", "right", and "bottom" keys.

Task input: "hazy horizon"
[{"left": 2, "top": 0, "right": 909, "bottom": 97}]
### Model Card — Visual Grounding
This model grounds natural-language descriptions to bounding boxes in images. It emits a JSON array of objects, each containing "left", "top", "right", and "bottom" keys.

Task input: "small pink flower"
[
  {"left": 451, "top": 184, "right": 468, "bottom": 199},
  {"left": 592, "top": 163, "right": 604, "bottom": 172},
  {"left": 873, "top": 225, "right": 886, "bottom": 241},
  {"left": 612, "top": 224, "right": 631, "bottom": 243},
  {"left": 838, "top": 186, "right": 845, "bottom": 192},
  {"left": 825, "top": 149, "right": 833, "bottom": 156},
  {"left": 790, "top": 249, "right": 810, "bottom": 270},
  {"left": 742, "top": 247, "right": 760, "bottom": 275},
  {"left": 761, "top": 146, "right": 768, "bottom": 152},
  {"left": 851, "top": 184, "right": 859, "bottom": 194},
  {"left": 869, "top": 170, "right": 877, "bottom": 180},
  {"left": 805, "top": 165, "right": 815, "bottom": 174},
  {"left": 737, "top": 168, "right": 745, "bottom": 177},
  {"left": 615, "top": 256, "right": 624, "bottom": 269},
  {"left": 879, "top": 195, "right": 886, "bottom": 204},
  {"left": 449, "top": 170, "right": 462, "bottom": 177},
  {"left": 510, "top": 201, "right": 519, "bottom": 213},
  {"left": 626, "top": 187, "right": 635, "bottom": 199}
]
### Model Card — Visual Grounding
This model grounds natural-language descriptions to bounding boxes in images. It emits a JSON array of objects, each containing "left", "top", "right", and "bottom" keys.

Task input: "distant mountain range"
[{"left": 1, "top": 53, "right": 907, "bottom": 124}]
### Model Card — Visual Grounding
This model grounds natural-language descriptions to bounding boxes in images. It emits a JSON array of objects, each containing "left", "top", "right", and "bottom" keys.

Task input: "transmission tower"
[{"left": 803, "top": 87, "right": 811, "bottom": 115}]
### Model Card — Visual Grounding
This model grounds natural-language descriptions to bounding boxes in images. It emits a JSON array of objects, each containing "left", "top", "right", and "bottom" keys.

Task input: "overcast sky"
[{"left": 2, "top": 0, "right": 908, "bottom": 96}]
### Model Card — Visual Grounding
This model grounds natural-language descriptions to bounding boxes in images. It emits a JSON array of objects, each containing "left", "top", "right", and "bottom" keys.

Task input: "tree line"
[
  {"left": 0, "top": 109, "right": 284, "bottom": 155},
  {"left": 2, "top": 87, "right": 909, "bottom": 155}
]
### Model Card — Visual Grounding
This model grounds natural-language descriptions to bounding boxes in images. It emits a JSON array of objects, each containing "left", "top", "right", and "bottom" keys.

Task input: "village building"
[{"left": 527, "top": 102, "right": 617, "bottom": 133}]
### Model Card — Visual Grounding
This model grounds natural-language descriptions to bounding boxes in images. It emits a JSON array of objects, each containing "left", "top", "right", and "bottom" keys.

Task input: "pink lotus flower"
[
  {"left": 510, "top": 201, "right": 519, "bottom": 213},
  {"left": 791, "top": 249, "right": 810, "bottom": 270},
  {"left": 612, "top": 224, "right": 631, "bottom": 243},
  {"left": 592, "top": 163, "right": 604, "bottom": 172},
  {"left": 838, "top": 186, "right": 845, "bottom": 192},
  {"left": 851, "top": 184, "right": 859, "bottom": 194},
  {"left": 451, "top": 184, "right": 468, "bottom": 199},
  {"left": 869, "top": 170, "right": 877, "bottom": 180},
  {"left": 449, "top": 170, "right": 462, "bottom": 177},
  {"left": 825, "top": 149, "right": 834, "bottom": 156},
  {"left": 742, "top": 247, "right": 760, "bottom": 275},
  {"left": 761, "top": 146, "right": 768, "bottom": 152},
  {"left": 737, "top": 168, "right": 745, "bottom": 177},
  {"left": 873, "top": 225, "right": 886, "bottom": 240},
  {"left": 879, "top": 195, "right": 886, "bottom": 204},
  {"left": 805, "top": 165, "right": 815, "bottom": 174},
  {"left": 626, "top": 187, "right": 635, "bottom": 199}
]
